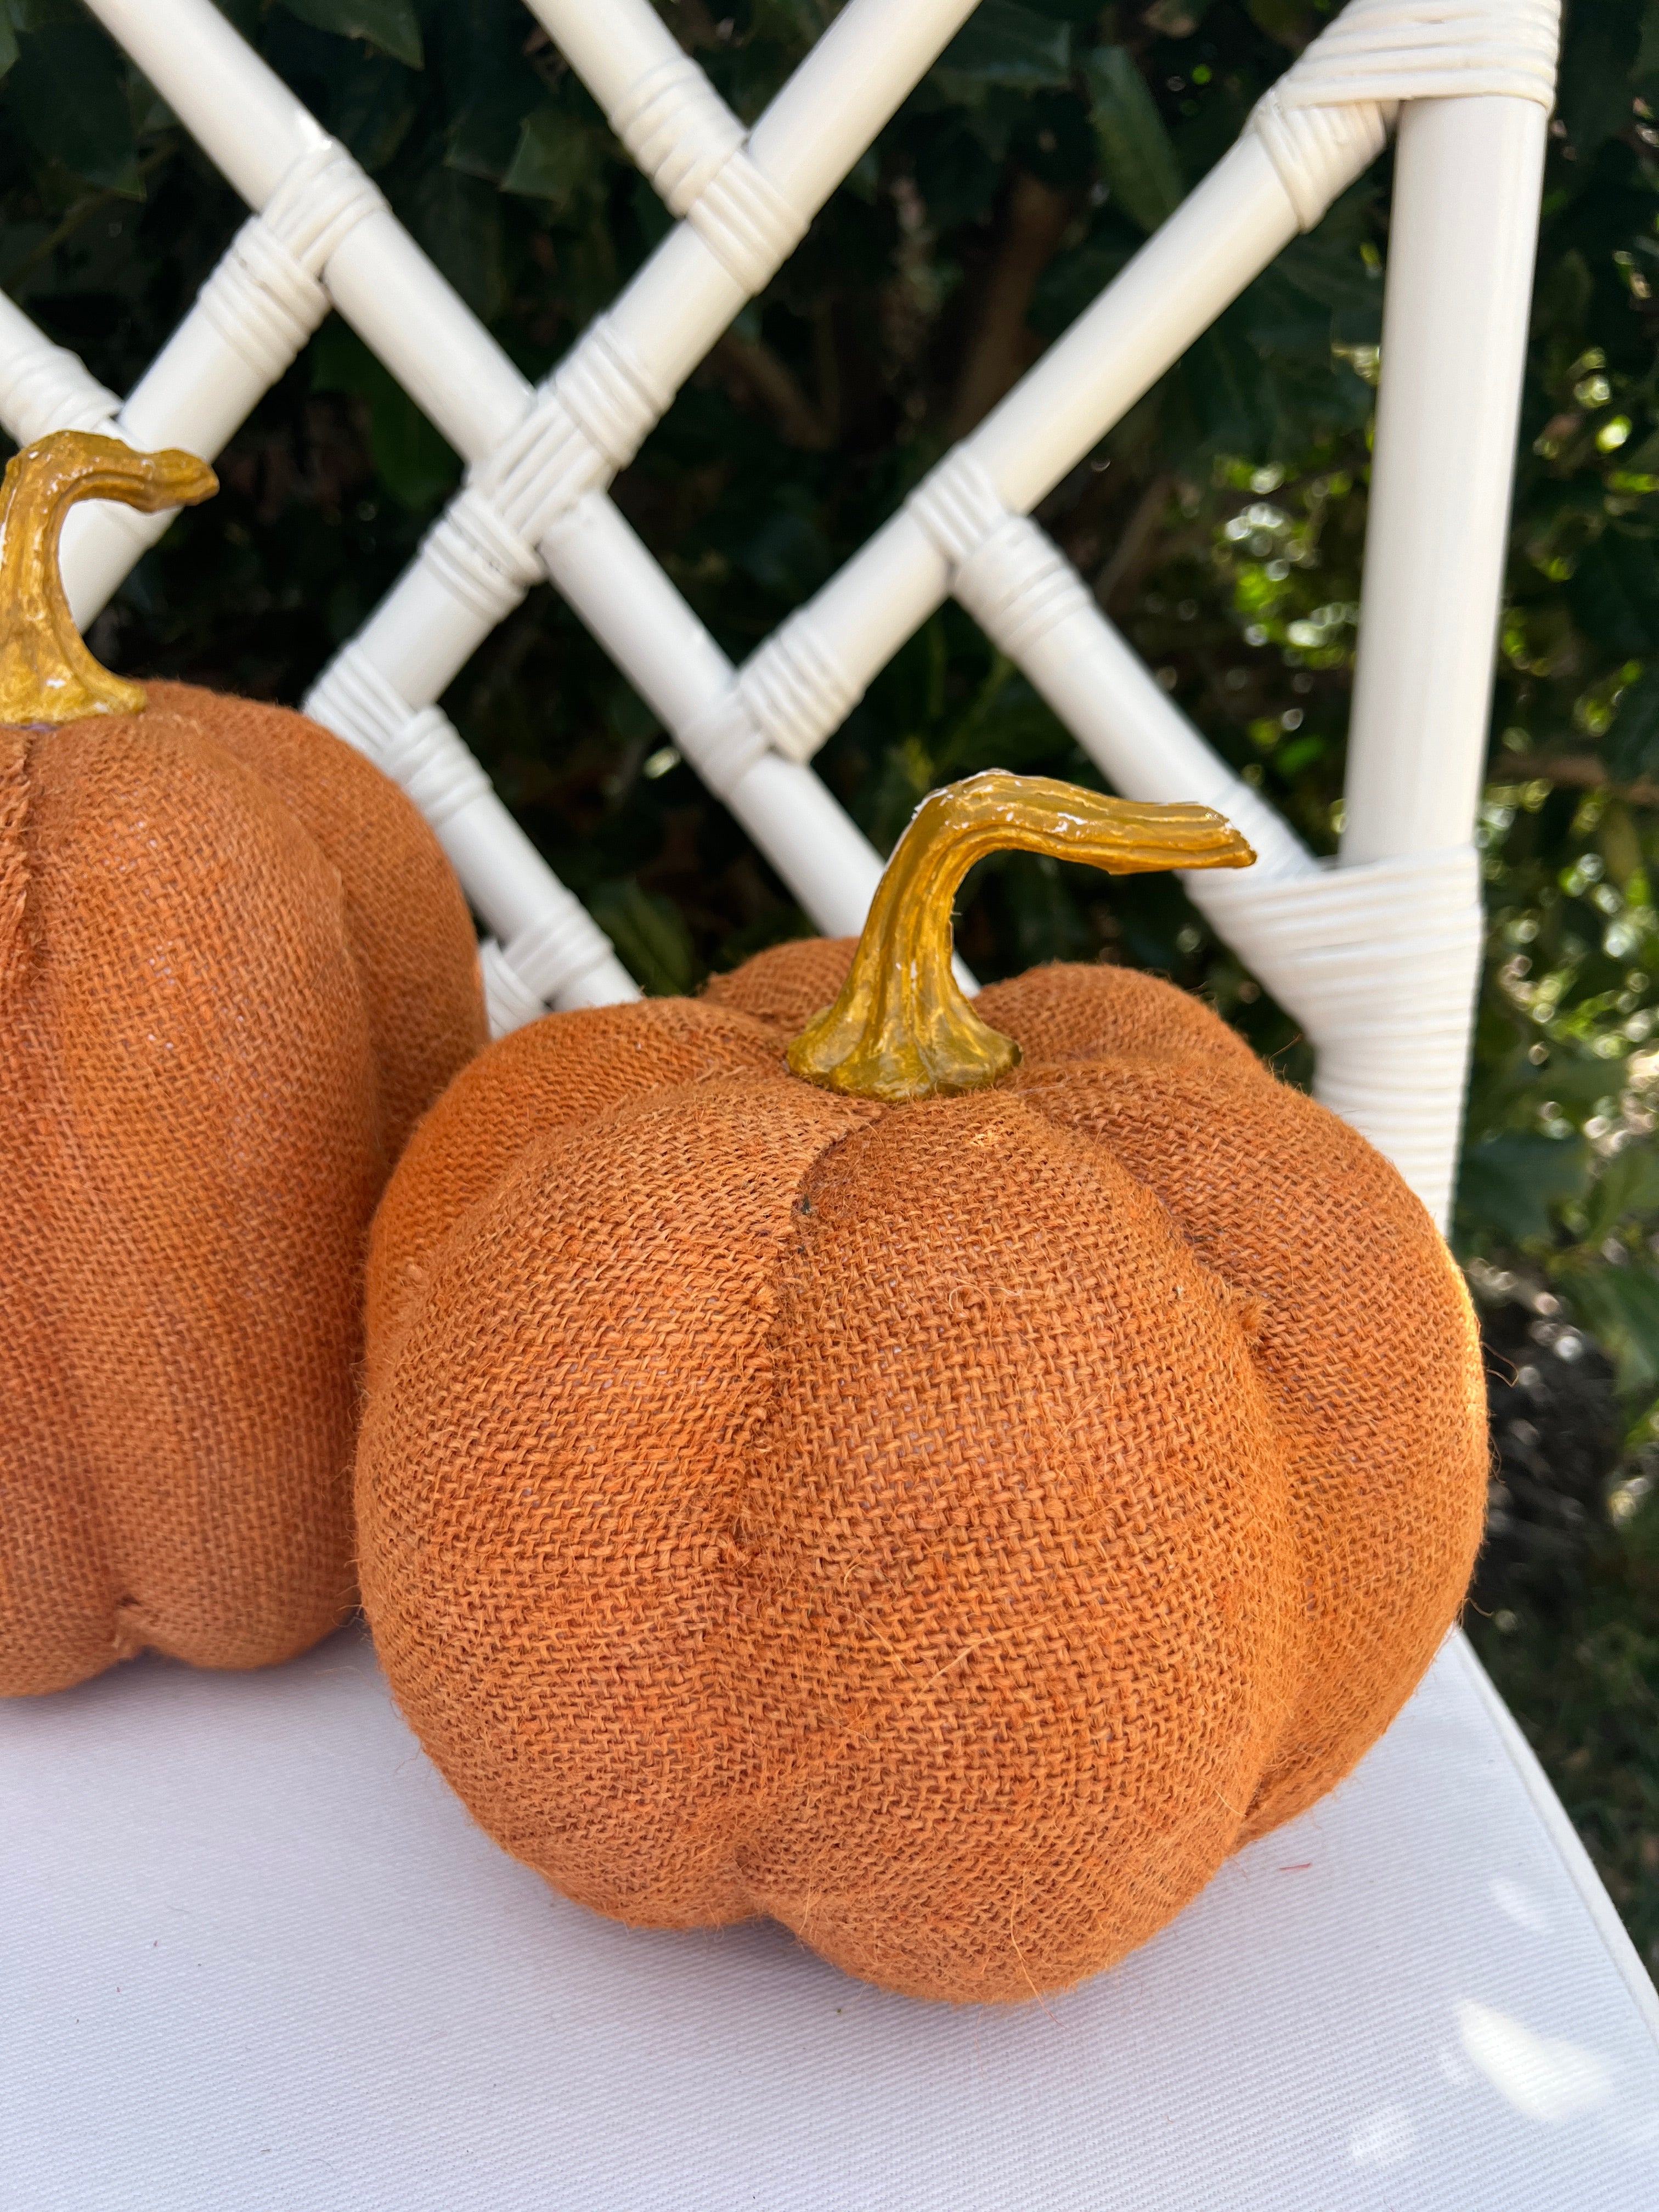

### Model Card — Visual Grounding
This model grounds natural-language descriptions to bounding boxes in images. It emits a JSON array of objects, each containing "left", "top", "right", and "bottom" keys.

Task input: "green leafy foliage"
[
  {"left": 8, "top": 15, "right": 140, "bottom": 195},
  {"left": 588, "top": 878, "right": 698, "bottom": 999},
  {"left": 308, "top": 319, "right": 459, "bottom": 512},
  {"left": 937, "top": 2, "right": 1073, "bottom": 89},
  {"left": 1458, "top": 1131, "right": 1593, "bottom": 1245},
  {"left": 280, "top": 0, "right": 423, "bottom": 70},
  {"left": 1083, "top": 46, "right": 1182, "bottom": 234},
  {"left": 4, "top": 0, "right": 1659, "bottom": 1961},
  {"left": 1606, "top": 662, "right": 1659, "bottom": 779},
  {"left": 500, "top": 111, "right": 604, "bottom": 212}
]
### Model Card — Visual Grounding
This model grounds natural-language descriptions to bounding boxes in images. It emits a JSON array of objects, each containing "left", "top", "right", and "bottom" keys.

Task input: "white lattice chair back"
[{"left": 0, "top": 0, "right": 1562, "bottom": 1234}]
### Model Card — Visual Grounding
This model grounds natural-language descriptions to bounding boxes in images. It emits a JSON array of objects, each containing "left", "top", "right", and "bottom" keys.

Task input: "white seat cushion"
[{"left": 4, "top": 1623, "right": 1656, "bottom": 2209}]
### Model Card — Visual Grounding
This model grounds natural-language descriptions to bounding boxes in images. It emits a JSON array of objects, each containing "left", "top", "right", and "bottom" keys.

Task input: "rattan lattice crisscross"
[{"left": 0, "top": 0, "right": 1560, "bottom": 1226}]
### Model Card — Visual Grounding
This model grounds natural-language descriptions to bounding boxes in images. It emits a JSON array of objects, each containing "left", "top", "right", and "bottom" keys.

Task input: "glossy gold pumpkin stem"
[
  {"left": 0, "top": 430, "right": 217, "bottom": 726},
  {"left": 787, "top": 770, "right": 1256, "bottom": 1103}
]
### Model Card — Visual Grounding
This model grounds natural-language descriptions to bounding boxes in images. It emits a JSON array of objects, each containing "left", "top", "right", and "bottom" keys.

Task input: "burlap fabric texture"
[
  {"left": 2, "top": 681, "right": 486, "bottom": 1696},
  {"left": 359, "top": 936, "right": 1487, "bottom": 2004}
]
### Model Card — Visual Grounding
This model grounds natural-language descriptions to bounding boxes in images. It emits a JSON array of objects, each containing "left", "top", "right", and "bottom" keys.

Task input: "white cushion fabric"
[{"left": 4, "top": 1623, "right": 1656, "bottom": 2209}]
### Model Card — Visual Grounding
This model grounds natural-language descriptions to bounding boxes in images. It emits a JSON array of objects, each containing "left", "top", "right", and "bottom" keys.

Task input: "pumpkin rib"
[
  {"left": 363, "top": 998, "right": 792, "bottom": 1377},
  {"left": 1, "top": 1011, "right": 116, "bottom": 1689},
  {"left": 975, "top": 961, "right": 1265, "bottom": 1073},
  {"left": 4, "top": 717, "right": 377, "bottom": 1685},
  {"left": 145, "top": 682, "right": 484, "bottom": 1162},
  {"left": 1009, "top": 1051, "right": 1487, "bottom": 1838},
  {"left": 719, "top": 1089, "right": 1301, "bottom": 2001},
  {"left": 701, "top": 935, "right": 857, "bottom": 1032},
  {"left": 357, "top": 1073, "right": 874, "bottom": 1928},
  {"left": 0, "top": 727, "right": 112, "bottom": 1691}
]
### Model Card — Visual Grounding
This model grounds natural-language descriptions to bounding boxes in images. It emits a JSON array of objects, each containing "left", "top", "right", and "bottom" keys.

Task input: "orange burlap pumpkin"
[
  {"left": 357, "top": 775, "right": 1486, "bottom": 2004},
  {"left": 0, "top": 433, "right": 487, "bottom": 1695}
]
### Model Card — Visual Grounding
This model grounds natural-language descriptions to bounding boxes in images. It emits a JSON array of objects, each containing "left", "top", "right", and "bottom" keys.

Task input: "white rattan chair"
[{"left": 4, "top": 2, "right": 1658, "bottom": 2203}]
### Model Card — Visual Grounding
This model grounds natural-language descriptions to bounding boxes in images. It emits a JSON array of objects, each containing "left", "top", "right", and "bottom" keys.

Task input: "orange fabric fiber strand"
[
  {"left": 1, "top": 685, "right": 486, "bottom": 1696},
  {"left": 358, "top": 938, "right": 1486, "bottom": 2005}
]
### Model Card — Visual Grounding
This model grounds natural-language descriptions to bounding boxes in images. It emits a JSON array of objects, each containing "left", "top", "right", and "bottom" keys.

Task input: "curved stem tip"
[
  {"left": 786, "top": 769, "right": 1256, "bottom": 1103},
  {"left": 0, "top": 428, "right": 217, "bottom": 726}
]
